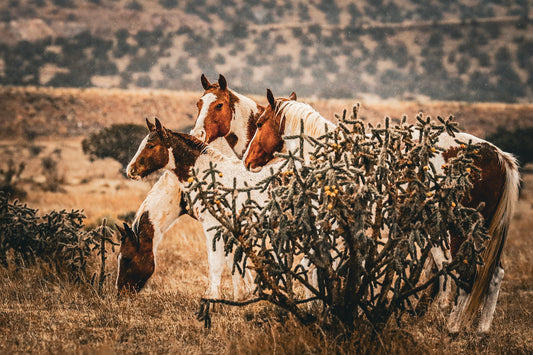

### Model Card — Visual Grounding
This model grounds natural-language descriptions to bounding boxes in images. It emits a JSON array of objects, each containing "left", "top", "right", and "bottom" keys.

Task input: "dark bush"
[
  {"left": 82, "top": 123, "right": 148, "bottom": 175},
  {"left": 486, "top": 127, "right": 533, "bottom": 167},
  {"left": 159, "top": 0, "right": 177, "bottom": 9},
  {"left": 0, "top": 159, "right": 26, "bottom": 200}
]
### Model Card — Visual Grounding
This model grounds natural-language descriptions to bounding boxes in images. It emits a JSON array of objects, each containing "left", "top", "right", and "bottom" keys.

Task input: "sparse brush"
[{"left": 0, "top": 193, "right": 118, "bottom": 286}]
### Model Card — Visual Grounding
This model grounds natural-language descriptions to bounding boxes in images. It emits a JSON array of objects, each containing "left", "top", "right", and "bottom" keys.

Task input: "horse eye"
[
  {"left": 146, "top": 144, "right": 155, "bottom": 149},
  {"left": 215, "top": 103, "right": 223, "bottom": 109},
  {"left": 257, "top": 122, "right": 263, "bottom": 128}
]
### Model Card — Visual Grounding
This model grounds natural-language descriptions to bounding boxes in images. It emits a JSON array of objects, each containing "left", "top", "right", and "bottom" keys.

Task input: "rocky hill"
[{"left": 0, "top": 0, "right": 532, "bottom": 102}]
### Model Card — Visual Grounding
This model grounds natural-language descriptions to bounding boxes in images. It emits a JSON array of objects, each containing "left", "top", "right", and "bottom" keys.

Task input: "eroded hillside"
[{"left": 0, "top": 1, "right": 532, "bottom": 102}]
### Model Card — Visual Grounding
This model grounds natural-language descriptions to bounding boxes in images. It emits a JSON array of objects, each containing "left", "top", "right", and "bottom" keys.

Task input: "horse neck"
[
  {"left": 229, "top": 91, "right": 260, "bottom": 158},
  {"left": 192, "top": 146, "right": 271, "bottom": 216},
  {"left": 195, "top": 146, "right": 272, "bottom": 190},
  {"left": 279, "top": 101, "right": 337, "bottom": 156},
  {"left": 194, "top": 147, "right": 244, "bottom": 179},
  {"left": 134, "top": 171, "right": 183, "bottom": 252}
]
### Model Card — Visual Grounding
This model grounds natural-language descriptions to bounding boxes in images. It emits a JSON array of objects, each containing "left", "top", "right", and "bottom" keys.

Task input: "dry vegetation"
[
  {"left": 2, "top": 86, "right": 533, "bottom": 140},
  {"left": 0, "top": 88, "right": 532, "bottom": 353}
]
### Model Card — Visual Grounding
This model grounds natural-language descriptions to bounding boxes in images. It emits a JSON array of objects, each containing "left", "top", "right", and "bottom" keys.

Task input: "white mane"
[
  {"left": 277, "top": 100, "right": 337, "bottom": 137},
  {"left": 276, "top": 100, "right": 337, "bottom": 159}
]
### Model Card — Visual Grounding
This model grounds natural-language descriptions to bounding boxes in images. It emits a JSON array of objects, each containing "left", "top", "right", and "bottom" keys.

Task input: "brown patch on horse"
[
  {"left": 117, "top": 213, "right": 156, "bottom": 292},
  {"left": 225, "top": 132, "right": 239, "bottom": 149},
  {"left": 442, "top": 143, "right": 506, "bottom": 257},
  {"left": 167, "top": 132, "right": 208, "bottom": 181},
  {"left": 245, "top": 109, "right": 260, "bottom": 148}
]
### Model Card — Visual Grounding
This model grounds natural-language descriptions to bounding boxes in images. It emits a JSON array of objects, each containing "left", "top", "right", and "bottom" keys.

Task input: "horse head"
[
  {"left": 191, "top": 74, "right": 238, "bottom": 144},
  {"left": 127, "top": 118, "right": 208, "bottom": 181},
  {"left": 116, "top": 219, "right": 155, "bottom": 293},
  {"left": 127, "top": 118, "right": 173, "bottom": 180},
  {"left": 244, "top": 89, "right": 296, "bottom": 171}
]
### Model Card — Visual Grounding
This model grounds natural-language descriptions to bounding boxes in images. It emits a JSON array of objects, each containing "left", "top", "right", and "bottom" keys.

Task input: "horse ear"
[
  {"left": 201, "top": 74, "right": 211, "bottom": 90},
  {"left": 154, "top": 118, "right": 164, "bottom": 134},
  {"left": 218, "top": 74, "right": 227, "bottom": 91},
  {"left": 125, "top": 223, "right": 139, "bottom": 247},
  {"left": 289, "top": 92, "right": 297, "bottom": 101},
  {"left": 146, "top": 118, "right": 156, "bottom": 132},
  {"left": 117, "top": 224, "right": 126, "bottom": 241},
  {"left": 154, "top": 117, "right": 172, "bottom": 139},
  {"left": 267, "top": 89, "right": 275, "bottom": 108}
]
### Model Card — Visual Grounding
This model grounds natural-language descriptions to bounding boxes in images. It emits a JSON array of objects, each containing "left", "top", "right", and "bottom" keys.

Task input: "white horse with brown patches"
[
  {"left": 190, "top": 74, "right": 264, "bottom": 159},
  {"left": 126, "top": 118, "right": 275, "bottom": 300},
  {"left": 243, "top": 89, "right": 520, "bottom": 333},
  {"left": 116, "top": 171, "right": 187, "bottom": 293}
]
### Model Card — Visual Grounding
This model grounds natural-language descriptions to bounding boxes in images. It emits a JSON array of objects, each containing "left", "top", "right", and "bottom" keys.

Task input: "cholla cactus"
[
  {"left": 190, "top": 106, "right": 487, "bottom": 330},
  {"left": 0, "top": 193, "right": 117, "bottom": 285}
]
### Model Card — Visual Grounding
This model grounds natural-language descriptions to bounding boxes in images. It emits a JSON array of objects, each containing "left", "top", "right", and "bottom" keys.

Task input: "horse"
[
  {"left": 116, "top": 171, "right": 186, "bottom": 293},
  {"left": 126, "top": 118, "right": 275, "bottom": 300},
  {"left": 190, "top": 74, "right": 264, "bottom": 159},
  {"left": 243, "top": 89, "right": 335, "bottom": 172},
  {"left": 242, "top": 89, "right": 520, "bottom": 333}
]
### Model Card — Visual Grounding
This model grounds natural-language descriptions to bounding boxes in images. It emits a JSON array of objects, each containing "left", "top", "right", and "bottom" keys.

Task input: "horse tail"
[{"left": 462, "top": 149, "right": 520, "bottom": 326}]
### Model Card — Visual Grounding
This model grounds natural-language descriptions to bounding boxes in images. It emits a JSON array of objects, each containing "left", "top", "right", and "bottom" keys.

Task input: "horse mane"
[
  {"left": 276, "top": 100, "right": 336, "bottom": 137},
  {"left": 169, "top": 130, "right": 208, "bottom": 155}
]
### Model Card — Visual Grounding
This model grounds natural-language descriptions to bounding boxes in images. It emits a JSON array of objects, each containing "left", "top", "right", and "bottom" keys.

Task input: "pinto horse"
[
  {"left": 244, "top": 89, "right": 334, "bottom": 171},
  {"left": 116, "top": 171, "right": 186, "bottom": 292},
  {"left": 243, "top": 89, "right": 520, "bottom": 332},
  {"left": 126, "top": 118, "right": 276, "bottom": 300},
  {"left": 190, "top": 74, "right": 264, "bottom": 159}
]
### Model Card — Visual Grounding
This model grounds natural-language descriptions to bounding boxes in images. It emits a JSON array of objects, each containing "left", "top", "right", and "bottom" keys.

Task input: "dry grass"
[{"left": 0, "top": 103, "right": 532, "bottom": 353}]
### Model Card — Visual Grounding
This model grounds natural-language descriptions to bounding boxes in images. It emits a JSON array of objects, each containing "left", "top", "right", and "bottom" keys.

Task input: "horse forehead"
[{"left": 197, "top": 93, "right": 218, "bottom": 123}]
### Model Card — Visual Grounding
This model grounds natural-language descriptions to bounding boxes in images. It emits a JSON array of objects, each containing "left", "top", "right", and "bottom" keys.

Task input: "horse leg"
[
  {"left": 300, "top": 256, "right": 318, "bottom": 308},
  {"left": 226, "top": 253, "right": 254, "bottom": 301},
  {"left": 204, "top": 229, "right": 225, "bottom": 300},
  {"left": 448, "top": 287, "right": 470, "bottom": 333},
  {"left": 478, "top": 265, "right": 504, "bottom": 333},
  {"left": 430, "top": 246, "right": 452, "bottom": 309}
]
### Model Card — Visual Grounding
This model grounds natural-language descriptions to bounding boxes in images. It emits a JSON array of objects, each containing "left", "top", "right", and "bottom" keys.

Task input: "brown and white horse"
[
  {"left": 243, "top": 89, "right": 520, "bottom": 333},
  {"left": 126, "top": 118, "right": 276, "bottom": 300},
  {"left": 190, "top": 74, "right": 264, "bottom": 159},
  {"left": 116, "top": 171, "right": 186, "bottom": 293},
  {"left": 244, "top": 89, "right": 333, "bottom": 171}
]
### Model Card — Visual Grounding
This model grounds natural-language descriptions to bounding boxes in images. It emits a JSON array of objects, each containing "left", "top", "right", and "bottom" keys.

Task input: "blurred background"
[{"left": 0, "top": 0, "right": 532, "bottom": 102}]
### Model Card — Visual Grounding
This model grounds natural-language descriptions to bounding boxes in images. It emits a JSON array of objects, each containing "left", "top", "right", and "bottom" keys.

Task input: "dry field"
[{"left": 0, "top": 89, "right": 532, "bottom": 354}]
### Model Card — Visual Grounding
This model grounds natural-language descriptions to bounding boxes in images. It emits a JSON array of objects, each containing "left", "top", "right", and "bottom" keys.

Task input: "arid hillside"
[
  {"left": 0, "top": 1, "right": 532, "bottom": 102},
  {"left": 2, "top": 86, "right": 533, "bottom": 141}
]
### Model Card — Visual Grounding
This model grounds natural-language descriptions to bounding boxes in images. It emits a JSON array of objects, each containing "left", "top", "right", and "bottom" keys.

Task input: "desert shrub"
[
  {"left": 0, "top": 159, "right": 26, "bottom": 200},
  {"left": 127, "top": 51, "right": 159, "bottom": 72},
  {"left": 486, "top": 127, "right": 533, "bottom": 167},
  {"left": 298, "top": 3, "right": 311, "bottom": 22},
  {"left": 159, "top": 0, "right": 177, "bottom": 9},
  {"left": 52, "top": 0, "right": 74, "bottom": 7},
  {"left": 0, "top": 193, "right": 116, "bottom": 286},
  {"left": 82, "top": 123, "right": 147, "bottom": 175},
  {"left": 40, "top": 149, "right": 65, "bottom": 192},
  {"left": 457, "top": 56, "right": 471, "bottom": 74},
  {"left": 317, "top": 0, "right": 340, "bottom": 24},
  {"left": 192, "top": 110, "right": 486, "bottom": 331},
  {"left": 136, "top": 75, "right": 152, "bottom": 87},
  {"left": 126, "top": 0, "right": 143, "bottom": 10}
]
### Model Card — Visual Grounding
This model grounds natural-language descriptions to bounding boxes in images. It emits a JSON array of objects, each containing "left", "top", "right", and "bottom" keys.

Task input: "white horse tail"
[{"left": 462, "top": 148, "right": 520, "bottom": 327}]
